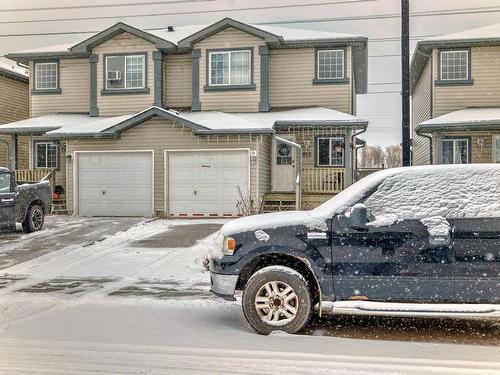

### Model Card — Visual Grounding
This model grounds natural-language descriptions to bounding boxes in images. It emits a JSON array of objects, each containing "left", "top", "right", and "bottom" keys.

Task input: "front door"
[
  {"left": 331, "top": 217, "right": 454, "bottom": 302},
  {"left": 272, "top": 137, "right": 296, "bottom": 192},
  {"left": 0, "top": 172, "right": 16, "bottom": 229},
  {"left": 451, "top": 217, "right": 500, "bottom": 303}
]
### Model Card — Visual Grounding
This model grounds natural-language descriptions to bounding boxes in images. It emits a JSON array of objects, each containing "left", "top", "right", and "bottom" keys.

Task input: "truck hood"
[{"left": 219, "top": 210, "right": 328, "bottom": 236}]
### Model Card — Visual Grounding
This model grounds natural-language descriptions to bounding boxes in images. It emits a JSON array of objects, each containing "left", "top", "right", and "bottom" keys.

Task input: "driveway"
[{"left": 0, "top": 216, "right": 146, "bottom": 270}]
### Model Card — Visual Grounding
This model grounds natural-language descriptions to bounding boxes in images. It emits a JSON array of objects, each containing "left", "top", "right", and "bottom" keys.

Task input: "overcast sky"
[{"left": 1, "top": 0, "right": 500, "bottom": 146}]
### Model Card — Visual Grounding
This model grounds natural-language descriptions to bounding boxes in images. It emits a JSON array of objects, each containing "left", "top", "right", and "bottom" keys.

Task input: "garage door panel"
[
  {"left": 78, "top": 152, "right": 153, "bottom": 217},
  {"left": 169, "top": 150, "right": 248, "bottom": 216}
]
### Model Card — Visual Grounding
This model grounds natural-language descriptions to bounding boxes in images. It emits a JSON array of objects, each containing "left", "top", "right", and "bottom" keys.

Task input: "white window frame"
[
  {"left": 316, "top": 137, "right": 345, "bottom": 167},
  {"left": 439, "top": 50, "right": 469, "bottom": 81},
  {"left": 317, "top": 49, "right": 345, "bottom": 80},
  {"left": 34, "top": 141, "right": 59, "bottom": 169},
  {"left": 34, "top": 62, "right": 58, "bottom": 90},
  {"left": 105, "top": 54, "right": 146, "bottom": 90},
  {"left": 208, "top": 50, "right": 251, "bottom": 86},
  {"left": 441, "top": 138, "right": 469, "bottom": 164},
  {"left": 493, "top": 135, "right": 500, "bottom": 163}
]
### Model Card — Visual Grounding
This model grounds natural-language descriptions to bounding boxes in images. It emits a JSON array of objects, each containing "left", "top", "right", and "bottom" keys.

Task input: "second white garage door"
[
  {"left": 77, "top": 151, "right": 153, "bottom": 217},
  {"left": 168, "top": 150, "right": 249, "bottom": 216}
]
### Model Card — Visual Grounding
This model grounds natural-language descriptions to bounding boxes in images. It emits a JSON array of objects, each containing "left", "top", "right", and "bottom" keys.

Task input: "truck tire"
[
  {"left": 22, "top": 204, "right": 44, "bottom": 233},
  {"left": 242, "top": 265, "right": 312, "bottom": 335}
]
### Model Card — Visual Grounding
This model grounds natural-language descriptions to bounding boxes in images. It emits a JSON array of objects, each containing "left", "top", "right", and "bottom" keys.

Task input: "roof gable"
[
  {"left": 70, "top": 22, "right": 176, "bottom": 54},
  {"left": 177, "top": 18, "right": 282, "bottom": 48}
]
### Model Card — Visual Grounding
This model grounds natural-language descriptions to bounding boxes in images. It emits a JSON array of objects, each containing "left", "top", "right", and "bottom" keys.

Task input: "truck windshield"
[{"left": 0, "top": 173, "right": 11, "bottom": 194}]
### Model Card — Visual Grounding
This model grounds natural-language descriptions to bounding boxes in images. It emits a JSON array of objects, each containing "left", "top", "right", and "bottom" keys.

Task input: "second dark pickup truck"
[{"left": 0, "top": 167, "right": 52, "bottom": 233}]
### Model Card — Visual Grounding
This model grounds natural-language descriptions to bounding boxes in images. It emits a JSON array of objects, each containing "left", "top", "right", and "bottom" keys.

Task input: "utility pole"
[{"left": 401, "top": 0, "right": 411, "bottom": 166}]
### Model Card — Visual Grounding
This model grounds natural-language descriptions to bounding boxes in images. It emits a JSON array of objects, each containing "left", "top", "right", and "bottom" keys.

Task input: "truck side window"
[{"left": 0, "top": 173, "right": 11, "bottom": 194}]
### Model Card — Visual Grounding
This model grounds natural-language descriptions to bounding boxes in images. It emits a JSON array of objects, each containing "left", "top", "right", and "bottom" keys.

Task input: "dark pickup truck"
[
  {"left": 0, "top": 167, "right": 52, "bottom": 233},
  {"left": 210, "top": 164, "right": 500, "bottom": 334}
]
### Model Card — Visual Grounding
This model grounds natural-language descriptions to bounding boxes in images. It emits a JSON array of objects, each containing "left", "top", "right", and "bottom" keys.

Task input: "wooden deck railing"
[
  {"left": 15, "top": 169, "right": 56, "bottom": 191},
  {"left": 303, "top": 167, "right": 344, "bottom": 194}
]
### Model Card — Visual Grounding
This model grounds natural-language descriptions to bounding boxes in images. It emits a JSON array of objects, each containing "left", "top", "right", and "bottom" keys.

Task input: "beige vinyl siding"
[
  {"left": 0, "top": 74, "right": 29, "bottom": 168},
  {"left": 433, "top": 131, "right": 498, "bottom": 164},
  {"left": 94, "top": 32, "right": 155, "bottom": 116},
  {"left": 269, "top": 47, "right": 351, "bottom": 113},
  {"left": 433, "top": 46, "right": 500, "bottom": 116},
  {"left": 411, "top": 59, "right": 432, "bottom": 165},
  {"left": 257, "top": 135, "right": 272, "bottom": 202},
  {"left": 164, "top": 54, "right": 192, "bottom": 108},
  {"left": 66, "top": 117, "right": 262, "bottom": 216},
  {"left": 30, "top": 59, "right": 90, "bottom": 117},
  {"left": 196, "top": 27, "right": 263, "bottom": 112}
]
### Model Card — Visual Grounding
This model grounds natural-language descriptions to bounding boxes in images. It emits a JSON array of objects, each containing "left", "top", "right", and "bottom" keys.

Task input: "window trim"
[
  {"left": 313, "top": 47, "right": 349, "bottom": 85},
  {"left": 493, "top": 135, "right": 500, "bottom": 163},
  {"left": 101, "top": 52, "right": 150, "bottom": 95},
  {"left": 435, "top": 48, "right": 473, "bottom": 86},
  {"left": 204, "top": 47, "right": 256, "bottom": 91},
  {"left": 32, "top": 60, "right": 61, "bottom": 95},
  {"left": 34, "top": 141, "right": 59, "bottom": 170},
  {"left": 441, "top": 136, "right": 471, "bottom": 164},
  {"left": 315, "top": 136, "right": 345, "bottom": 167}
]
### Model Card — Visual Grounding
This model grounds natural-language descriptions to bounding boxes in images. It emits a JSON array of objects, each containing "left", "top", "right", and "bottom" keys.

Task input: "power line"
[
  {"left": 0, "top": 0, "right": 378, "bottom": 25},
  {"left": 0, "top": 0, "right": 216, "bottom": 12}
]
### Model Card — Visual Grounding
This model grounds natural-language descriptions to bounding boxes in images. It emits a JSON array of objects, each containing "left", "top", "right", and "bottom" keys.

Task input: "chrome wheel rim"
[
  {"left": 31, "top": 208, "right": 43, "bottom": 230},
  {"left": 255, "top": 281, "right": 298, "bottom": 326}
]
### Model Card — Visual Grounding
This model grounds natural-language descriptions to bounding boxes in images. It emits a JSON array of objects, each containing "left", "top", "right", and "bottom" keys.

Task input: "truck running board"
[{"left": 321, "top": 301, "right": 500, "bottom": 320}]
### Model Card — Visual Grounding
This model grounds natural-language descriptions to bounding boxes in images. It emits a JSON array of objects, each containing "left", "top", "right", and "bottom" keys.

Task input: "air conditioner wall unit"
[{"left": 107, "top": 71, "right": 122, "bottom": 81}]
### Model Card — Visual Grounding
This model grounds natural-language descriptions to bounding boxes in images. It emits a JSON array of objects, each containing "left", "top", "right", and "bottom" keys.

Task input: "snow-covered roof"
[
  {"left": 422, "top": 22, "right": 500, "bottom": 43},
  {"left": 0, "top": 58, "right": 28, "bottom": 81},
  {"left": 0, "top": 106, "right": 367, "bottom": 138},
  {"left": 416, "top": 107, "right": 500, "bottom": 132}
]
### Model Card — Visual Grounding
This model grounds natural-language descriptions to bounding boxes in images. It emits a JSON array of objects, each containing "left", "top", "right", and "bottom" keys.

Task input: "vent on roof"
[{"left": 167, "top": 26, "right": 174, "bottom": 32}]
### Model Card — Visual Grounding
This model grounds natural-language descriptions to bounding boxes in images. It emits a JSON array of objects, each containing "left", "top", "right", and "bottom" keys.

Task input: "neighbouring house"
[
  {"left": 0, "top": 59, "right": 29, "bottom": 169},
  {"left": 411, "top": 23, "right": 500, "bottom": 166},
  {"left": 2, "top": 18, "right": 368, "bottom": 218}
]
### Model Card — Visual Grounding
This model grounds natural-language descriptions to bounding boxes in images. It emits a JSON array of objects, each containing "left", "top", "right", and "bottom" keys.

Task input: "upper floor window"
[
  {"left": 439, "top": 50, "right": 469, "bottom": 81},
  {"left": 34, "top": 62, "right": 59, "bottom": 93},
  {"left": 208, "top": 49, "right": 252, "bottom": 87},
  {"left": 105, "top": 54, "right": 146, "bottom": 91},
  {"left": 317, "top": 137, "right": 344, "bottom": 167},
  {"left": 317, "top": 49, "right": 345, "bottom": 80}
]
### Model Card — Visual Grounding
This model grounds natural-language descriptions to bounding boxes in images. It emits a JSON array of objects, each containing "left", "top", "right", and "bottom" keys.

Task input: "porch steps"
[{"left": 261, "top": 193, "right": 334, "bottom": 213}]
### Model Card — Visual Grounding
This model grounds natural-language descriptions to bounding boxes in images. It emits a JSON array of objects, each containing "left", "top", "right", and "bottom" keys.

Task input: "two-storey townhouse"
[
  {"left": 2, "top": 18, "right": 368, "bottom": 218},
  {"left": 0, "top": 60, "right": 29, "bottom": 169},
  {"left": 411, "top": 23, "right": 500, "bottom": 166}
]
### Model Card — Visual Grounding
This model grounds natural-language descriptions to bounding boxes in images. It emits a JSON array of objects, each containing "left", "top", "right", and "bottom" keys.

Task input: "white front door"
[
  {"left": 168, "top": 150, "right": 249, "bottom": 216},
  {"left": 77, "top": 151, "right": 153, "bottom": 217},
  {"left": 272, "top": 137, "right": 296, "bottom": 192}
]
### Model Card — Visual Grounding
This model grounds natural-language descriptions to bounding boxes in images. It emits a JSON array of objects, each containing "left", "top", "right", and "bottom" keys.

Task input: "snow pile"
[{"left": 420, "top": 216, "right": 450, "bottom": 237}]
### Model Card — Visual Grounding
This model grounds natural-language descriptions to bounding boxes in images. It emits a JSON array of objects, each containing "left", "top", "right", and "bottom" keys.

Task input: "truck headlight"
[{"left": 222, "top": 236, "right": 236, "bottom": 255}]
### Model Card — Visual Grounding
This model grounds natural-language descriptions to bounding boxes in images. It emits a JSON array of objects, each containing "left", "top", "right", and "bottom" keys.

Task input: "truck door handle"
[{"left": 1, "top": 198, "right": 14, "bottom": 203}]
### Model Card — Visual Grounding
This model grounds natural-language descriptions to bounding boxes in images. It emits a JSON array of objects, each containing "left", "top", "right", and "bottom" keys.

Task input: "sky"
[{"left": 1, "top": 0, "right": 500, "bottom": 146}]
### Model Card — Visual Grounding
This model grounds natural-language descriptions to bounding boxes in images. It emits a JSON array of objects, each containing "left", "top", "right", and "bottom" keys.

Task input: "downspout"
[
  {"left": 416, "top": 128, "right": 433, "bottom": 165},
  {"left": 350, "top": 126, "right": 367, "bottom": 183},
  {"left": 275, "top": 136, "right": 302, "bottom": 210}
]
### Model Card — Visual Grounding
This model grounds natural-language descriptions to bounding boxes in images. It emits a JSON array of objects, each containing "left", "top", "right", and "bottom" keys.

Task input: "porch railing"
[
  {"left": 15, "top": 169, "right": 56, "bottom": 191},
  {"left": 303, "top": 167, "right": 344, "bottom": 194}
]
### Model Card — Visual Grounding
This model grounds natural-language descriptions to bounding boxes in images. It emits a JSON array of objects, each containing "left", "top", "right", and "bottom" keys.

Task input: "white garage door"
[
  {"left": 77, "top": 152, "right": 153, "bottom": 217},
  {"left": 168, "top": 150, "right": 249, "bottom": 216}
]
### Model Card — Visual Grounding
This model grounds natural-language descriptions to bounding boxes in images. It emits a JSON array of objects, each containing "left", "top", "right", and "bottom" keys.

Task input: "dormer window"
[
  {"left": 33, "top": 61, "right": 60, "bottom": 94},
  {"left": 313, "top": 48, "right": 348, "bottom": 85},
  {"left": 206, "top": 49, "right": 255, "bottom": 90},
  {"left": 436, "top": 49, "right": 473, "bottom": 85},
  {"left": 103, "top": 53, "right": 149, "bottom": 94}
]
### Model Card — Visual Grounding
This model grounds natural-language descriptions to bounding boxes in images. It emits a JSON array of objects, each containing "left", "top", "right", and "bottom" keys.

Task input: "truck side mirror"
[{"left": 350, "top": 203, "right": 369, "bottom": 229}]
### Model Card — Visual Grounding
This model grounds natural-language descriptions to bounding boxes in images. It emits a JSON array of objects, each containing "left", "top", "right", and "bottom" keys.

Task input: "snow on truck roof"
[{"left": 220, "top": 164, "right": 500, "bottom": 236}]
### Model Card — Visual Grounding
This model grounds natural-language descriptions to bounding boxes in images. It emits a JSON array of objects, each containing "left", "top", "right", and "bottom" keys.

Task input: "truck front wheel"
[
  {"left": 22, "top": 204, "right": 45, "bottom": 233},
  {"left": 242, "top": 266, "right": 312, "bottom": 335}
]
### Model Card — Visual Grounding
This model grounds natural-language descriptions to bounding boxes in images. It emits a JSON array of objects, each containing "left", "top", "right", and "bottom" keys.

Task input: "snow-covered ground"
[{"left": 0, "top": 219, "right": 499, "bottom": 374}]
